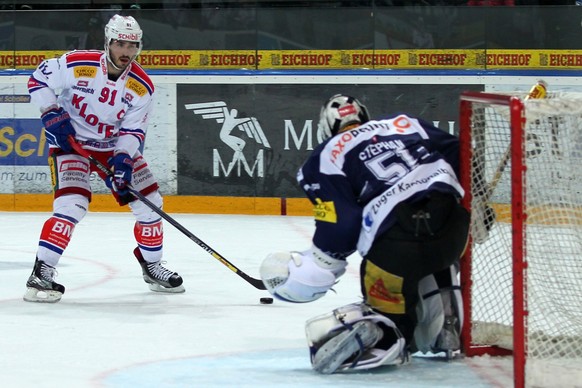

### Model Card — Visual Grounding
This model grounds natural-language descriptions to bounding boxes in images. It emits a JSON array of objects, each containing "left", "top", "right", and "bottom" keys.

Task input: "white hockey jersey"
[{"left": 27, "top": 50, "right": 154, "bottom": 156}]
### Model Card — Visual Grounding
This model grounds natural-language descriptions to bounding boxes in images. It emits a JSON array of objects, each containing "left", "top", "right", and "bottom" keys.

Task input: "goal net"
[{"left": 458, "top": 90, "right": 582, "bottom": 388}]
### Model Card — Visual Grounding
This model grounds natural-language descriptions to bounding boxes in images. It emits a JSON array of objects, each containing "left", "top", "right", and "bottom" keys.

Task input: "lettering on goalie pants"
[{"left": 363, "top": 261, "right": 405, "bottom": 315}]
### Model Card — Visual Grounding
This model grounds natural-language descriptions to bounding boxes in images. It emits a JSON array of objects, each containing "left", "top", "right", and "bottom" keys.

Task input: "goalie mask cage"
[{"left": 459, "top": 91, "right": 582, "bottom": 388}]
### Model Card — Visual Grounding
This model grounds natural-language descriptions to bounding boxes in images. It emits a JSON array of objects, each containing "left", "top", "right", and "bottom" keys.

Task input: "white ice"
[{"left": 0, "top": 211, "right": 513, "bottom": 387}]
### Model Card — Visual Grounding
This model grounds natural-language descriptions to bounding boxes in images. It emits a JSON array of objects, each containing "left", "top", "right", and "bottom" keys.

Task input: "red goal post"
[{"left": 458, "top": 90, "right": 582, "bottom": 388}]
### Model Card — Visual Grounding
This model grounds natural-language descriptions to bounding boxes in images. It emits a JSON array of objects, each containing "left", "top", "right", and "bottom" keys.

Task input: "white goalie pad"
[
  {"left": 306, "top": 302, "right": 408, "bottom": 374},
  {"left": 413, "top": 265, "right": 463, "bottom": 355}
]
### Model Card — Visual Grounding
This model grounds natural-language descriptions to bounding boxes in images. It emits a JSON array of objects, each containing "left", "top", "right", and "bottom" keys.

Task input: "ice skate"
[
  {"left": 433, "top": 314, "right": 461, "bottom": 359},
  {"left": 134, "top": 248, "right": 185, "bottom": 293},
  {"left": 23, "top": 258, "right": 65, "bottom": 303}
]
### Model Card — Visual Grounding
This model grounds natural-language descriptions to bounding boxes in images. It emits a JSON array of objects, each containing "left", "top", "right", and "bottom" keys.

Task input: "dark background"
[
  {"left": 176, "top": 83, "right": 482, "bottom": 197},
  {"left": 0, "top": 2, "right": 576, "bottom": 197},
  {"left": 0, "top": 4, "right": 581, "bottom": 52}
]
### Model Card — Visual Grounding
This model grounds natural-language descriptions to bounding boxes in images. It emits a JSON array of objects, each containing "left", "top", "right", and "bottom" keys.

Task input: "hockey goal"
[{"left": 458, "top": 90, "right": 582, "bottom": 388}]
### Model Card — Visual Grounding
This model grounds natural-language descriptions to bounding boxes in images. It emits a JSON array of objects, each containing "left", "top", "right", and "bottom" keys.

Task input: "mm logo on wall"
[
  {"left": 184, "top": 101, "right": 271, "bottom": 178},
  {"left": 176, "top": 83, "right": 482, "bottom": 198}
]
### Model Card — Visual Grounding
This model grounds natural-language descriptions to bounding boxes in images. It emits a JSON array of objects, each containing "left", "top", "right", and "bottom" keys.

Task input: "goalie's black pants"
[{"left": 360, "top": 192, "right": 470, "bottom": 345}]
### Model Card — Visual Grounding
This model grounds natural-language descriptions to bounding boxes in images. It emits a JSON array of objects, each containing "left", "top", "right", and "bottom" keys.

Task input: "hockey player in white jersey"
[
  {"left": 23, "top": 14, "right": 184, "bottom": 303},
  {"left": 260, "top": 94, "right": 470, "bottom": 373}
]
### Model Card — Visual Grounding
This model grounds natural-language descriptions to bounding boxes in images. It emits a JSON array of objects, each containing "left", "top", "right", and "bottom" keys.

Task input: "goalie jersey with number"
[
  {"left": 298, "top": 114, "right": 464, "bottom": 258},
  {"left": 27, "top": 50, "right": 154, "bottom": 152}
]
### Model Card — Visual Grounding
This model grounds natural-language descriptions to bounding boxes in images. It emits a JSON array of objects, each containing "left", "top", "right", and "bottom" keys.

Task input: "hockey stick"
[
  {"left": 483, "top": 81, "right": 548, "bottom": 202},
  {"left": 67, "top": 136, "right": 267, "bottom": 290}
]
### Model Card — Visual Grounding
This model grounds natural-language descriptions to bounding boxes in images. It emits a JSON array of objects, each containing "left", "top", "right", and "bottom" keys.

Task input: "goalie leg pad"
[
  {"left": 312, "top": 320, "right": 382, "bottom": 374},
  {"left": 413, "top": 264, "right": 463, "bottom": 355},
  {"left": 306, "top": 303, "right": 408, "bottom": 374},
  {"left": 413, "top": 273, "right": 444, "bottom": 354}
]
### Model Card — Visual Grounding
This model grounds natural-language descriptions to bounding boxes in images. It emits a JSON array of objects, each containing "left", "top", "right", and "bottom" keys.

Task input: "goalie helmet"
[
  {"left": 318, "top": 94, "right": 370, "bottom": 140},
  {"left": 104, "top": 15, "right": 143, "bottom": 64}
]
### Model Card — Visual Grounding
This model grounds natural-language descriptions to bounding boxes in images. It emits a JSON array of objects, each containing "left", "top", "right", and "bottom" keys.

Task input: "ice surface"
[{"left": 0, "top": 212, "right": 512, "bottom": 387}]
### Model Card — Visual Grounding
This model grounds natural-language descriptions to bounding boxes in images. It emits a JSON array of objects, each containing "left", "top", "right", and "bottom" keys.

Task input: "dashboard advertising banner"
[
  {"left": 176, "top": 83, "right": 482, "bottom": 197},
  {"left": 5, "top": 50, "right": 582, "bottom": 71}
]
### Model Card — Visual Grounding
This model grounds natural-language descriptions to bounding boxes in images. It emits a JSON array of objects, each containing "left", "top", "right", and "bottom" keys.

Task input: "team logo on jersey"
[
  {"left": 73, "top": 66, "right": 97, "bottom": 79},
  {"left": 391, "top": 115, "right": 413, "bottom": 133},
  {"left": 126, "top": 78, "right": 146, "bottom": 97},
  {"left": 313, "top": 198, "right": 337, "bottom": 223},
  {"left": 184, "top": 101, "right": 271, "bottom": 178},
  {"left": 59, "top": 159, "right": 89, "bottom": 173}
]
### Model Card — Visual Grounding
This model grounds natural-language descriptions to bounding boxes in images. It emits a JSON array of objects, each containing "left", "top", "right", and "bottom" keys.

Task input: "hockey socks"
[{"left": 37, "top": 214, "right": 77, "bottom": 265}]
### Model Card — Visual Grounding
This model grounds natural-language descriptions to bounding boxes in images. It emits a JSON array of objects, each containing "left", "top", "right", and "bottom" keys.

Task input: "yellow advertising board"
[{"left": 2, "top": 49, "right": 581, "bottom": 71}]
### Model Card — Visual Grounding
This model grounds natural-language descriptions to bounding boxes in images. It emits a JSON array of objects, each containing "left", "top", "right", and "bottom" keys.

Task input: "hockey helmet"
[
  {"left": 104, "top": 15, "right": 143, "bottom": 63},
  {"left": 318, "top": 94, "right": 370, "bottom": 140}
]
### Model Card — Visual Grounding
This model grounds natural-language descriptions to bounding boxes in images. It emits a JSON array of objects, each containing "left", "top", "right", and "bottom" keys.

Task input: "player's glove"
[
  {"left": 260, "top": 246, "right": 347, "bottom": 303},
  {"left": 41, "top": 107, "right": 76, "bottom": 153},
  {"left": 106, "top": 152, "right": 134, "bottom": 200}
]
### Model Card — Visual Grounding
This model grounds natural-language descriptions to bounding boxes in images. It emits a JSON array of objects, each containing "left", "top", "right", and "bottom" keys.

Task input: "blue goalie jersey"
[{"left": 297, "top": 114, "right": 464, "bottom": 258}]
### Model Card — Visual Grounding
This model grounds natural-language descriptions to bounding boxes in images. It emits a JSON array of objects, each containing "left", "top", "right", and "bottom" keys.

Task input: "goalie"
[{"left": 260, "top": 95, "right": 470, "bottom": 373}]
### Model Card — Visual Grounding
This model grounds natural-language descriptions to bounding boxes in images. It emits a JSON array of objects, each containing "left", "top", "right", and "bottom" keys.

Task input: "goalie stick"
[
  {"left": 483, "top": 80, "right": 548, "bottom": 202},
  {"left": 68, "top": 136, "right": 267, "bottom": 290}
]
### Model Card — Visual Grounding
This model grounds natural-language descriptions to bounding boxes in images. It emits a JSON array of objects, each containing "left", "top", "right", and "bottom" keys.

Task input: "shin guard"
[
  {"left": 37, "top": 214, "right": 77, "bottom": 266},
  {"left": 134, "top": 219, "right": 163, "bottom": 262}
]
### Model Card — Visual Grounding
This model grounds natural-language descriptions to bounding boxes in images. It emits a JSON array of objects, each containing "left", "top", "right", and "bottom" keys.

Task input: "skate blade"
[
  {"left": 23, "top": 287, "right": 62, "bottom": 303},
  {"left": 148, "top": 283, "right": 185, "bottom": 293}
]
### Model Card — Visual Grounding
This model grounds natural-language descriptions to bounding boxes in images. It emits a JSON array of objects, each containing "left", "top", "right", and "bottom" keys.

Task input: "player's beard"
[
  {"left": 115, "top": 55, "right": 132, "bottom": 70},
  {"left": 109, "top": 54, "right": 133, "bottom": 72}
]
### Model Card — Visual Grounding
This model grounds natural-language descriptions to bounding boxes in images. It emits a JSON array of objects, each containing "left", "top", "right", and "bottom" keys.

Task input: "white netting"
[{"left": 463, "top": 91, "right": 582, "bottom": 388}]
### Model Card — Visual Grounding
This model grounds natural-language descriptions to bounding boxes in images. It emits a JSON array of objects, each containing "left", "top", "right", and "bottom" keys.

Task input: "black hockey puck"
[{"left": 260, "top": 297, "right": 274, "bottom": 304}]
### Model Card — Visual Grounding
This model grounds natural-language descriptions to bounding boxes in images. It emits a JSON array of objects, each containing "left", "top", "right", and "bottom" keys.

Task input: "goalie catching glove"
[{"left": 260, "top": 246, "right": 347, "bottom": 303}]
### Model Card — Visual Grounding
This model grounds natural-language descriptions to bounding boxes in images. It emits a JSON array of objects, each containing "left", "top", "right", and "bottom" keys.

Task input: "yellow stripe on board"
[
  {"left": 2, "top": 196, "right": 580, "bottom": 225},
  {"left": 0, "top": 194, "right": 313, "bottom": 216}
]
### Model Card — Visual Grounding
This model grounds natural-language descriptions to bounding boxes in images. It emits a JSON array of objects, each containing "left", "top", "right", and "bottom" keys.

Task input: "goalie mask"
[
  {"left": 318, "top": 94, "right": 370, "bottom": 140},
  {"left": 104, "top": 14, "right": 143, "bottom": 68}
]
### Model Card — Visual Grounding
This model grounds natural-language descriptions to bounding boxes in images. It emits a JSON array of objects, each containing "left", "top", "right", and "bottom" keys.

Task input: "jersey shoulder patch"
[
  {"left": 127, "top": 62, "right": 154, "bottom": 96},
  {"left": 65, "top": 50, "right": 102, "bottom": 67},
  {"left": 65, "top": 51, "right": 101, "bottom": 78}
]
